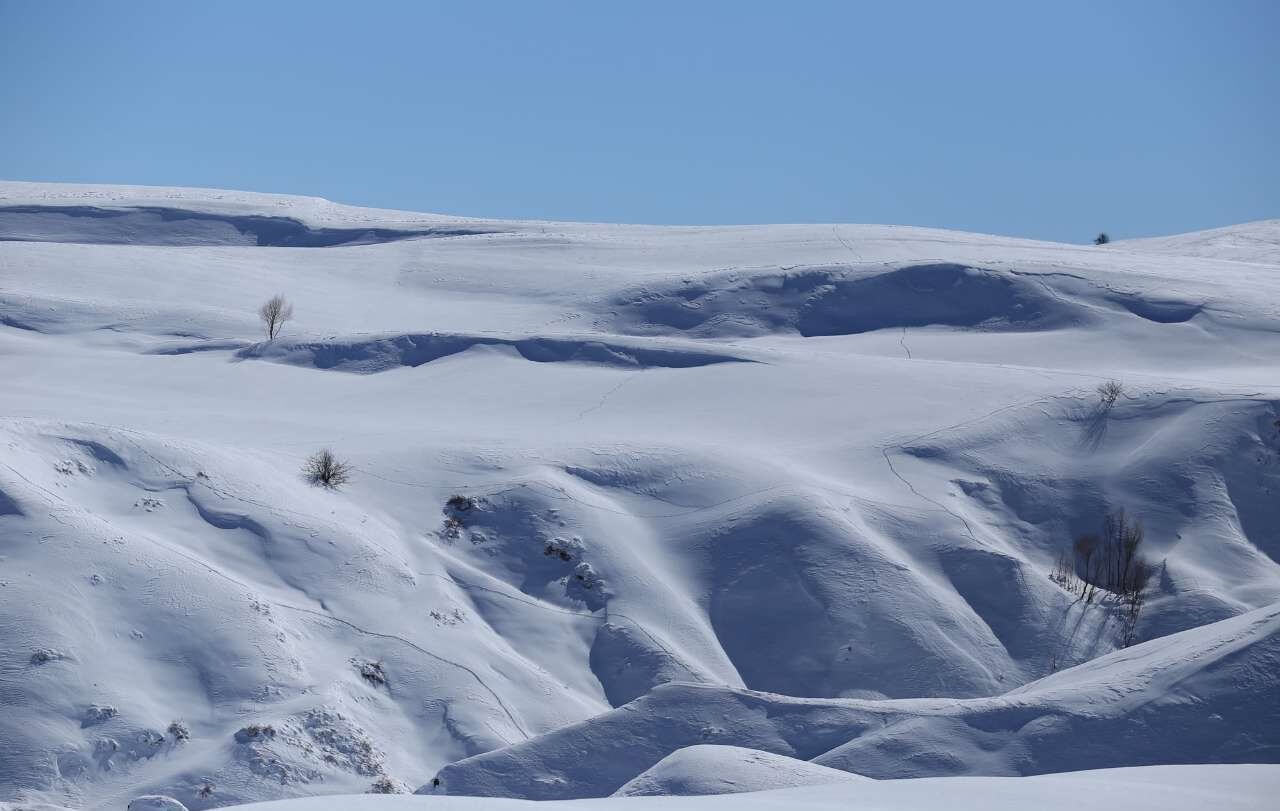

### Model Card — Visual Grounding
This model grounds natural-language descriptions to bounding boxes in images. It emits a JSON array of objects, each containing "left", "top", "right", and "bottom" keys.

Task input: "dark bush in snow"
[
  {"left": 234, "top": 723, "right": 276, "bottom": 743},
  {"left": 29, "top": 647, "right": 69, "bottom": 665},
  {"left": 354, "top": 659, "right": 386, "bottom": 686},
  {"left": 1095, "top": 232, "right": 1111, "bottom": 245},
  {"left": 167, "top": 720, "right": 190, "bottom": 742},
  {"left": 303, "top": 448, "right": 352, "bottom": 488},
  {"left": 369, "top": 776, "right": 403, "bottom": 794},
  {"left": 544, "top": 540, "right": 574, "bottom": 561},
  {"left": 440, "top": 494, "right": 481, "bottom": 539},
  {"left": 446, "top": 494, "right": 477, "bottom": 513}
]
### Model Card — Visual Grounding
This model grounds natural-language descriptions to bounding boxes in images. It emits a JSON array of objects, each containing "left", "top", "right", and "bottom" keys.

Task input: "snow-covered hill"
[{"left": 1, "top": 182, "right": 1277, "bottom": 810}]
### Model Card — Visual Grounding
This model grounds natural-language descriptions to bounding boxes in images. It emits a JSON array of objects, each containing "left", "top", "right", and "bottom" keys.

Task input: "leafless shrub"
[
  {"left": 258, "top": 294, "right": 294, "bottom": 341},
  {"left": 30, "top": 648, "right": 69, "bottom": 665},
  {"left": 445, "top": 494, "right": 476, "bottom": 513},
  {"left": 440, "top": 515, "right": 463, "bottom": 541},
  {"left": 544, "top": 542, "right": 573, "bottom": 561},
  {"left": 303, "top": 449, "right": 352, "bottom": 489},
  {"left": 234, "top": 724, "right": 276, "bottom": 743},
  {"left": 1097, "top": 379, "right": 1124, "bottom": 409},
  {"left": 168, "top": 720, "right": 190, "bottom": 742}
]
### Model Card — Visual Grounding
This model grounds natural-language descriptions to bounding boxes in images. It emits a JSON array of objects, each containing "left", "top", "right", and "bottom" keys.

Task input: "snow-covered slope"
[
  {"left": 7, "top": 765, "right": 1278, "bottom": 811},
  {"left": 1114, "top": 219, "right": 1280, "bottom": 264},
  {"left": 427, "top": 601, "right": 1280, "bottom": 798},
  {"left": 1, "top": 182, "right": 1278, "bottom": 810}
]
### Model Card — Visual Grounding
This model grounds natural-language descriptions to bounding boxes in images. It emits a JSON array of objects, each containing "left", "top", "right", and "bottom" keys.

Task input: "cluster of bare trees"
[{"left": 1051, "top": 508, "right": 1154, "bottom": 646}]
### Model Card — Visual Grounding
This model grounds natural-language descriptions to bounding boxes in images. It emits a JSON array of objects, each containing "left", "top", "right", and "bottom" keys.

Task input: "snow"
[
  {"left": 107, "top": 766, "right": 1280, "bottom": 811},
  {"left": 611, "top": 745, "right": 866, "bottom": 796},
  {"left": 1, "top": 181, "right": 1278, "bottom": 810}
]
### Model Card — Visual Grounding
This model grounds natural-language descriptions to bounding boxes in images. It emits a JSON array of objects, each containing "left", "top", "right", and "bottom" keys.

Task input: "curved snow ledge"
[
  {"left": 0, "top": 205, "right": 496, "bottom": 247},
  {"left": 1107, "top": 293, "right": 1203, "bottom": 324},
  {"left": 422, "top": 600, "right": 1280, "bottom": 799},
  {"left": 609, "top": 263, "right": 1089, "bottom": 338},
  {"left": 235, "top": 333, "right": 755, "bottom": 373}
]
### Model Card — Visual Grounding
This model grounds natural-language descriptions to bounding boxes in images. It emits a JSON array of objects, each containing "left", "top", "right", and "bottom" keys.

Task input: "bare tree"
[
  {"left": 259, "top": 294, "right": 294, "bottom": 341},
  {"left": 1097, "top": 379, "right": 1124, "bottom": 409},
  {"left": 303, "top": 449, "right": 352, "bottom": 488},
  {"left": 1073, "top": 533, "right": 1100, "bottom": 602}
]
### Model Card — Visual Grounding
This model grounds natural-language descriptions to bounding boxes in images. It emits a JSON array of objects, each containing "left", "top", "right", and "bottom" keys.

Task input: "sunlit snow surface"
[{"left": 1, "top": 182, "right": 1277, "bottom": 809}]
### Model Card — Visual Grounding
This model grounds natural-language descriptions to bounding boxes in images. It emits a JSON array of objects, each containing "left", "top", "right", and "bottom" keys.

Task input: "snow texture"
[{"left": 1, "top": 181, "right": 1278, "bottom": 809}]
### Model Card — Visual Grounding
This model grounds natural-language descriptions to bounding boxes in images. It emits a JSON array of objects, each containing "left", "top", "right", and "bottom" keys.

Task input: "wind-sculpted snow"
[
  {"left": 0, "top": 205, "right": 492, "bottom": 247},
  {"left": 2, "top": 183, "right": 1279, "bottom": 809},
  {"left": 893, "top": 393, "right": 1280, "bottom": 643},
  {"left": 234, "top": 333, "right": 752, "bottom": 373},
  {"left": 425, "top": 602, "right": 1280, "bottom": 799},
  {"left": 608, "top": 263, "right": 1098, "bottom": 337}
]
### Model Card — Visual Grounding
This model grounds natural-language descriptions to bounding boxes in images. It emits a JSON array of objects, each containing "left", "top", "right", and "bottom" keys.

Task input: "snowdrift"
[
  {"left": 609, "top": 263, "right": 1087, "bottom": 337},
  {"left": 427, "top": 601, "right": 1280, "bottom": 798},
  {"left": 0, "top": 205, "right": 491, "bottom": 247},
  {"left": 235, "top": 333, "right": 751, "bottom": 373}
]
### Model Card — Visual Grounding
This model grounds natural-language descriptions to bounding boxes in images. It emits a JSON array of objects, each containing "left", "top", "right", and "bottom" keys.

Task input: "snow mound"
[
  {"left": 611, "top": 745, "right": 864, "bottom": 796},
  {"left": 127, "top": 797, "right": 188, "bottom": 811}
]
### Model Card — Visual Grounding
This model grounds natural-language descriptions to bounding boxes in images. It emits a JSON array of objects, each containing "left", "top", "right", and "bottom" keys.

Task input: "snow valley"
[{"left": 1, "top": 181, "right": 1278, "bottom": 810}]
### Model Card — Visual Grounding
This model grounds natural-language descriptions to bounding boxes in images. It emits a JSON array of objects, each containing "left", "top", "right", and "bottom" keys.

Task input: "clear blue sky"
[{"left": 2, "top": 1, "right": 1276, "bottom": 242}]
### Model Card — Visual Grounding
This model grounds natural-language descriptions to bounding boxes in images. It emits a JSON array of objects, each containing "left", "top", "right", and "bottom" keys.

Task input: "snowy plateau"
[{"left": 0, "top": 181, "right": 1278, "bottom": 810}]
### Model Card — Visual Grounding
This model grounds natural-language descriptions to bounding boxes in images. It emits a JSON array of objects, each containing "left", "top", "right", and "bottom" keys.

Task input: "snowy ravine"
[{"left": 0, "top": 181, "right": 1277, "bottom": 810}]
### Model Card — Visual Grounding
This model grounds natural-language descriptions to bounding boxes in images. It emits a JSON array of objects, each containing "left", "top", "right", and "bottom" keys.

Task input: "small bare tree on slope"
[
  {"left": 259, "top": 294, "right": 293, "bottom": 341},
  {"left": 303, "top": 449, "right": 352, "bottom": 488},
  {"left": 1097, "top": 379, "right": 1124, "bottom": 409}
]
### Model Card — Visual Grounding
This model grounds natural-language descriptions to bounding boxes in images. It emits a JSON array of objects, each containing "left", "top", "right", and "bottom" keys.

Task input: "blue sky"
[{"left": 1, "top": 1, "right": 1276, "bottom": 241}]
